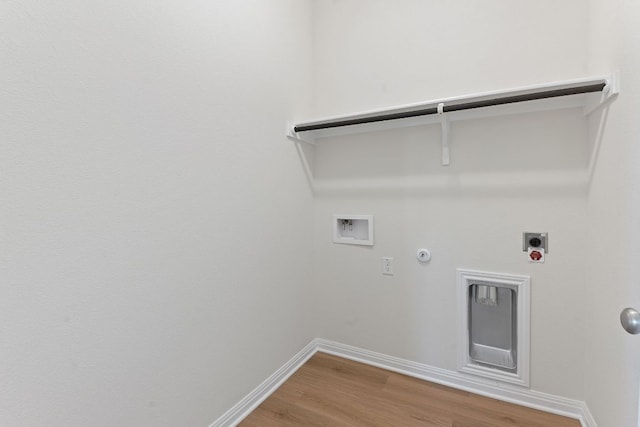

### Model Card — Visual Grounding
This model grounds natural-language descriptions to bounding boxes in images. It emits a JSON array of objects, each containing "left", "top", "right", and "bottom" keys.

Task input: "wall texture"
[
  {"left": 1, "top": 1, "right": 314, "bottom": 426},
  {"left": 584, "top": 0, "right": 640, "bottom": 425},
  {"left": 311, "top": 0, "right": 591, "bottom": 400}
]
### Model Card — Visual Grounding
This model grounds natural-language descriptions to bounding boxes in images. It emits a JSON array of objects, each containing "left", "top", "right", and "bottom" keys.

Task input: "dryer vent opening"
[
  {"left": 469, "top": 283, "right": 517, "bottom": 373},
  {"left": 457, "top": 269, "right": 531, "bottom": 387}
]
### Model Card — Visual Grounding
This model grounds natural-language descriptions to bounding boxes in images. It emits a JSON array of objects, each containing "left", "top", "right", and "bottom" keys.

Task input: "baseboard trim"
[
  {"left": 580, "top": 404, "right": 597, "bottom": 427},
  {"left": 211, "top": 338, "right": 596, "bottom": 427},
  {"left": 316, "top": 339, "right": 594, "bottom": 427},
  {"left": 209, "top": 339, "right": 318, "bottom": 427}
]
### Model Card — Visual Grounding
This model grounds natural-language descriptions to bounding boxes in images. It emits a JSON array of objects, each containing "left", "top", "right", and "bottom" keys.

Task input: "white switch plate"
[{"left": 382, "top": 257, "right": 394, "bottom": 275}]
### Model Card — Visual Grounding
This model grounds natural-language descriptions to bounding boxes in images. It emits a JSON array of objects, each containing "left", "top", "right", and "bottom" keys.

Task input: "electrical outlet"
[
  {"left": 523, "top": 232, "right": 548, "bottom": 253},
  {"left": 382, "top": 257, "right": 394, "bottom": 275}
]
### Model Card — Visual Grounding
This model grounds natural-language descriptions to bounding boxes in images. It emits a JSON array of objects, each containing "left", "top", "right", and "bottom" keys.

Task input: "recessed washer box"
[{"left": 333, "top": 214, "right": 373, "bottom": 246}]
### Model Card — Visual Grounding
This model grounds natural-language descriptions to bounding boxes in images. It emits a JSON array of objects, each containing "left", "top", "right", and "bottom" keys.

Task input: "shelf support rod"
[
  {"left": 584, "top": 72, "right": 620, "bottom": 116},
  {"left": 285, "top": 121, "right": 315, "bottom": 145},
  {"left": 438, "top": 103, "right": 450, "bottom": 166}
]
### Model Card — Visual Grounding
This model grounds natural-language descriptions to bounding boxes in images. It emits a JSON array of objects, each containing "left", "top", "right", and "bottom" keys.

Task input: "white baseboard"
[
  {"left": 209, "top": 339, "right": 318, "bottom": 427},
  {"left": 315, "top": 339, "right": 595, "bottom": 427},
  {"left": 580, "top": 404, "right": 597, "bottom": 427},
  {"left": 211, "top": 338, "right": 596, "bottom": 427}
]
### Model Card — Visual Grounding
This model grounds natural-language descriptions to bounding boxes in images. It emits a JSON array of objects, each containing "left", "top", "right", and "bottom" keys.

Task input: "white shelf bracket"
[
  {"left": 584, "top": 72, "right": 620, "bottom": 116},
  {"left": 438, "top": 102, "right": 450, "bottom": 166},
  {"left": 285, "top": 122, "right": 315, "bottom": 145}
]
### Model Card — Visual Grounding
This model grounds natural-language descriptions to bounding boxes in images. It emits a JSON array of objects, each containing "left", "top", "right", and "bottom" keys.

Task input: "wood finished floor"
[{"left": 239, "top": 352, "right": 580, "bottom": 427}]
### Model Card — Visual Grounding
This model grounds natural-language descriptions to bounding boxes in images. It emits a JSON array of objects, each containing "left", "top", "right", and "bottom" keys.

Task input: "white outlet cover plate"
[{"left": 382, "top": 257, "right": 394, "bottom": 275}]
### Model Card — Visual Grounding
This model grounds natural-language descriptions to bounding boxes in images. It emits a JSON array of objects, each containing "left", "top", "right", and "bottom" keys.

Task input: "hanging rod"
[
  {"left": 286, "top": 74, "right": 619, "bottom": 166},
  {"left": 293, "top": 79, "right": 607, "bottom": 133}
]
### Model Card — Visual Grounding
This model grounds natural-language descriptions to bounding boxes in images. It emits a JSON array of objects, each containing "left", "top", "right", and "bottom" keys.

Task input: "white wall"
[
  {"left": 584, "top": 0, "right": 640, "bottom": 425},
  {"left": 312, "top": 0, "right": 589, "bottom": 116},
  {"left": 5, "top": 1, "right": 637, "bottom": 425},
  {"left": 0, "top": 1, "right": 314, "bottom": 426},
  {"left": 311, "top": 0, "right": 591, "bottom": 399}
]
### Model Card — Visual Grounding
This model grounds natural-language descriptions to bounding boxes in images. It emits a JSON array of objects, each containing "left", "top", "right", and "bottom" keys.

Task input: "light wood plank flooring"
[{"left": 240, "top": 352, "right": 580, "bottom": 427}]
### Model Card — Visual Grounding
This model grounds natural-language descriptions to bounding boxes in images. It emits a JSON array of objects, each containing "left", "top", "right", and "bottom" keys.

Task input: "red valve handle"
[{"left": 529, "top": 250, "right": 543, "bottom": 261}]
